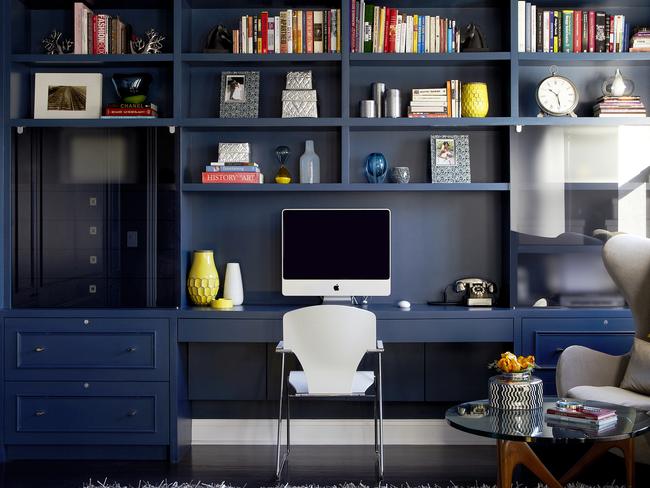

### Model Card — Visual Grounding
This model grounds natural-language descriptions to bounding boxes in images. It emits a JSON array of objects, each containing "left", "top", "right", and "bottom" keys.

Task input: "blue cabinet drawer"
[
  {"left": 533, "top": 332, "right": 634, "bottom": 369},
  {"left": 5, "top": 318, "right": 169, "bottom": 381},
  {"left": 5, "top": 382, "right": 169, "bottom": 445}
]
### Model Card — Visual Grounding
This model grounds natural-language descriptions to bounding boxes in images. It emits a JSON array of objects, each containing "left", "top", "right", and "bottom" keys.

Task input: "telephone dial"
[{"left": 454, "top": 278, "right": 497, "bottom": 306}]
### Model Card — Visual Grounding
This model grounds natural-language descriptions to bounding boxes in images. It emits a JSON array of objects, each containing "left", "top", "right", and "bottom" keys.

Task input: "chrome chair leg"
[
  {"left": 374, "top": 389, "right": 378, "bottom": 454},
  {"left": 286, "top": 379, "right": 291, "bottom": 455},
  {"left": 378, "top": 353, "right": 384, "bottom": 480},
  {"left": 275, "top": 354, "right": 286, "bottom": 480}
]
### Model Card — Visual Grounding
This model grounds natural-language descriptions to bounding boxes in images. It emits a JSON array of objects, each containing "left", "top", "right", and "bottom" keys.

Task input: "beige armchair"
[{"left": 556, "top": 234, "right": 650, "bottom": 463}]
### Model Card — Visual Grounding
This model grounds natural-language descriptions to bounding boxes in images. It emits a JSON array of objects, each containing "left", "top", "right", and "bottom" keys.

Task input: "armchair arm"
[
  {"left": 368, "top": 340, "right": 384, "bottom": 353},
  {"left": 275, "top": 341, "right": 292, "bottom": 354},
  {"left": 556, "top": 345, "right": 630, "bottom": 397}
]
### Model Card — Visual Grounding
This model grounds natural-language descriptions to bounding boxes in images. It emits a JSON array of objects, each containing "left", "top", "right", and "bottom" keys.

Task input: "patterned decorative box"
[
  {"left": 282, "top": 90, "right": 318, "bottom": 118},
  {"left": 488, "top": 375, "right": 543, "bottom": 410},
  {"left": 218, "top": 143, "right": 250, "bottom": 163},
  {"left": 286, "top": 71, "right": 312, "bottom": 90}
]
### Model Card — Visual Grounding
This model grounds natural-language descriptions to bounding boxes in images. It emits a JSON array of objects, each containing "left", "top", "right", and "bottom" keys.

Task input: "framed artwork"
[
  {"left": 430, "top": 134, "right": 470, "bottom": 183},
  {"left": 34, "top": 73, "right": 102, "bottom": 119},
  {"left": 219, "top": 71, "right": 260, "bottom": 118}
]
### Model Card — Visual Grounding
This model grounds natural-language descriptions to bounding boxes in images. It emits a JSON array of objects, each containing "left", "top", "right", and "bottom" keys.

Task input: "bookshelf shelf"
[
  {"left": 11, "top": 54, "right": 174, "bottom": 65},
  {"left": 182, "top": 183, "right": 510, "bottom": 192},
  {"left": 518, "top": 52, "right": 650, "bottom": 66},
  {"left": 10, "top": 118, "right": 177, "bottom": 128},
  {"left": 180, "top": 118, "right": 343, "bottom": 128},
  {"left": 516, "top": 117, "right": 650, "bottom": 126},
  {"left": 349, "top": 52, "right": 511, "bottom": 64},
  {"left": 349, "top": 117, "right": 514, "bottom": 128},
  {"left": 181, "top": 53, "right": 342, "bottom": 63}
]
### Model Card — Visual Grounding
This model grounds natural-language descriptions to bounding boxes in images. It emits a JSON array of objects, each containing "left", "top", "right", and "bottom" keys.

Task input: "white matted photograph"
[{"left": 34, "top": 73, "right": 102, "bottom": 119}]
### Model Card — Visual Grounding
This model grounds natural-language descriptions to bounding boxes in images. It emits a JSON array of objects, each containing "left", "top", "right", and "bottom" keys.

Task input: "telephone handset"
[{"left": 454, "top": 278, "right": 497, "bottom": 307}]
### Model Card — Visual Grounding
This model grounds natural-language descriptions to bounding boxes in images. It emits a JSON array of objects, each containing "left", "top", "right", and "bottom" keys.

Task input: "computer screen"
[{"left": 282, "top": 209, "right": 391, "bottom": 297}]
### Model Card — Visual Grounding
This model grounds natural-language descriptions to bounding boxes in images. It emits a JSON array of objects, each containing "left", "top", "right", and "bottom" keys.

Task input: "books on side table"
[
  {"left": 202, "top": 163, "right": 264, "bottom": 184},
  {"left": 545, "top": 405, "right": 618, "bottom": 431}
]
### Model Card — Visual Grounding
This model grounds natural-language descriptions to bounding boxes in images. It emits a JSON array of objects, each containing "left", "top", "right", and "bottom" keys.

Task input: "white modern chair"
[{"left": 275, "top": 305, "right": 385, "bottom": 480}]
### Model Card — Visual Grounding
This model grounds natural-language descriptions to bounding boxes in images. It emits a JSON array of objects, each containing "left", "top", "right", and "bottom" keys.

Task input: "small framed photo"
[
  {"left": 430, "top": 134, "right": 470, "bottom": 183},
  {"left": 34, "top": 73, "right": 102, "bottom": 119},
  {"left": 219, "top": 71, "right": 259, "bottom": 118}
]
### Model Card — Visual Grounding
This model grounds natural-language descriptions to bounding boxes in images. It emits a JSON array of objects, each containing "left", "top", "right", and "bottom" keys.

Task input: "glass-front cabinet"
[
  {"left": 511, "top": 125, "right": 649, "bottom": 307},
  {"left": 12, "top": 127, "right": 178, "bottom": 308}
]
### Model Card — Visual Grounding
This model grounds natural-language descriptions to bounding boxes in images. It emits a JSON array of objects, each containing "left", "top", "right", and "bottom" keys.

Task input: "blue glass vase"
[{"left": 364, "top": 153, "right": 388, "bottom": 183}]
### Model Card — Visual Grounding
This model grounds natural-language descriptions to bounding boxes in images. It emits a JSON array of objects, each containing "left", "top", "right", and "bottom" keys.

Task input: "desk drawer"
[
  {"left": 178, "top": 318, "right": 282, "bottom": 342},
  {"left": 533, "top": 332, "right": 634, "bottom": 369},
  {"left": 5, "top": 318, "right": 169, "bottom": 381},
  {"left": 5, "top": 382, "right": 169, "bottom": 444},
  {"left": 379, "top": 318, "right": 514, "bottom": 343}
]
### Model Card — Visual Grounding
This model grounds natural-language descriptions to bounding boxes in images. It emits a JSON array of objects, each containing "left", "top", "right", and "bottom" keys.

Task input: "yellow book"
[
  {"left": 413, "top": 14, "right": 418, "bottom": 53},
  {"left": 337, "top": 9, "right": 341, "bottom": 53},
  {"left": 378, "top": 7, "right": 386, "bottom": 53},
  {"left": 553, "top": 10, "right": 559, "bottom": 52}
]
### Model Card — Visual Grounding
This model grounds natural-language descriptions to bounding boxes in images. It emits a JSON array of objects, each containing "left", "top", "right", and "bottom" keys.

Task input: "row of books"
[
  {"left": 101, "top": 103, "right": 159, "bottom": 119},
  {"left": 74, "top": 2, "right": 132, "bottom": 55},
  {"left": 408, "top": 82, "right": 462, "bottom": 118},
  {"left": 593, "top": 96, "right": 647, "bottom": 118},
  {"left": 233, "top": 10, "right": 341, "bottom": 54},
  {"left": 545, "top": 405, "right": 617, "bottom": 432},
  {"left": 518, "top": 2, "right": 631, "bottom": 53},
  {"left": 202, "top": 162, "right": 264, "bottom": 184},
  {"left": 351, "top": 2, "right": 460, "bottom": 53}
]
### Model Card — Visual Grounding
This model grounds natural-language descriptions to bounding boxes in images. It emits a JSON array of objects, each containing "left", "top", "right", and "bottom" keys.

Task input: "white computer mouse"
[{"left": 397, "top": 300, "right": 411, "bottom": 309}]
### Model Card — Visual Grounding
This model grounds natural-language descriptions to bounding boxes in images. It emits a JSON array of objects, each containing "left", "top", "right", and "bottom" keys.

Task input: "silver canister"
[
  {"left": 372, "top": 82, "right": 385, "bottom": 117},
  {"left": 385, "top": 89, "right": 401, "bottom": 118},
  {"left": 360, "top": 100, "right": 376, "bottom": 118}
]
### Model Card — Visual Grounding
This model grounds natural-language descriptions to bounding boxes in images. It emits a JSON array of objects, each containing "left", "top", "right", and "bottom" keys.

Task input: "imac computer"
[{"left": 282, "top": 209, "right": 391, "bottom": 299}]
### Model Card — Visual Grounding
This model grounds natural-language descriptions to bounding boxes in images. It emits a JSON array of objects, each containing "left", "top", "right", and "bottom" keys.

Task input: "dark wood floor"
[{"left": 1, "top": 445, "right": 648, "bottom": 488}]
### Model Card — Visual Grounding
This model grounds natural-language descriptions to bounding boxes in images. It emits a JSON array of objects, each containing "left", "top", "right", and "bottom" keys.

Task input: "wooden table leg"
[
  {"left": 497, "top": 439, "right": 563, "bottom": 488},
  {"left": 559, "top": 438, "right": 635, "bottom": 488}
]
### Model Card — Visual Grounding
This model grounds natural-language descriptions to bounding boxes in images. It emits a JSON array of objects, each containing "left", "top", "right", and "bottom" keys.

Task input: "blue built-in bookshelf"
[{"left": 0, "top": 0, "right": 643, "bottom": 463}]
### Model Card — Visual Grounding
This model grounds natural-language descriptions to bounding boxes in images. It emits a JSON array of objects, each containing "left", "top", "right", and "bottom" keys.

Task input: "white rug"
[{"left": 83, "top": 481, "right": 625, "bottom": 488}]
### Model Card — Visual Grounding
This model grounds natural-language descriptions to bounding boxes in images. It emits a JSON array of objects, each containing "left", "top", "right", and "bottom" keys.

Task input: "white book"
[
  {"left": 395, "top": 15, "right": 403, "bottom": 53},
  {"left": 275, "top": 16, "right": 281, "bottom": 54},
  {"left": 518, "top": 1, "right": 526, "bottom": 52},
  {"left": 435, "top": 16, "right": 440, "bottom": 53},
  {"left": 406, "top": 16, "right": 413, "bottom": 53},
  {"left": 424, "top": 15, "right": 429, "bottom": 53},
  {"left": 372, "top": 6, "right": 380, "bottom": 52},
  {"left": 400, "top": 20, "right": 407, "bottom": 53},
  {"left": 531, "top": 5, "right": 536, "bottom": 53},
  {"left": 313, "top": 11, "right": 324, "bottom": 53},
  {"left": 241, "top": 16, "right": 248, "bottom": 54},
  {"left": 268, "top": 17, "right": 275, "bottom": 53},
  {"left": 542, "top": 11, "right": 550, "bottom": 53},
  {"left": 286, "top": 9, "right": 293, "bottom": 53}
]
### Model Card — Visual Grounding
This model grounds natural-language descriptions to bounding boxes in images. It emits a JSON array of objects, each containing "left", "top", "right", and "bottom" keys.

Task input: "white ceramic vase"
[{"left": 223, "top": 262, "right": 244, "bottom": 306}]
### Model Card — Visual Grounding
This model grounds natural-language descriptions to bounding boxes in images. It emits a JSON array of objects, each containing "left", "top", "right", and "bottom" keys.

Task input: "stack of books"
[
  {"left": 102, "top": 103, "right": 158, "bottom": 119},
  {"left": 545, "top": 405, "right": 618, "bottom": 431},
  {"left": 593, "top": 96, "right": 647, "bottom": 118},
  {"left": 232, "top": 10, "right": 341, "bottom": 54},
  {"left": 408, "top": 81, "right": 461, "bottom": 118},
  {"left": 630, "top": 28, "right": 650, "bottom": 52},
  {"left": 202, "top": 162, "right": 264, "bottom": 185},
  {"left": 518, "top": 2, "right": 631, "bottom": 53},
  {"left": 74, "top": 2, "right": 132, "bottom": 54},
  {"left": 351, "top": 2, "right": 459, "bottom": 53}
]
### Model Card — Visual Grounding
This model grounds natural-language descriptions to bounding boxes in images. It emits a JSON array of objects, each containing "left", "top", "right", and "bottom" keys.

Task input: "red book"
[
  {"left": 261, "top": 11, "right": 269, "bottom": 53},
  {"left": 609, "top": 15, "right": 615, "bottom": 52},
  {"left": 350, "top": 0, "right": 356, "bottom": 53},
  {"left": 383, "top": 7, "right": 391, "bottom": 53},
  {"left": 202, "top": 172, "right": 263, "bottom": 184},
  {"left": 104, "top": 108, "right": 157, "bottom": 116},
  {"left": 388, "top": 8, "right": 398, "bottom": 53},
  {"left": 573, "top": 10, "right": 582, "bottom": 52},
  {"left": 306, "top": 11, "right": 314, "bottom": 53},
  {"left": 93, "top": 14, "right": 109, "bottom": 54},
  {"left": 588, "top": 11, "right": 596, "bottom": 52},
  {"left": 546, "top": 406, "right": 616, "bottom": 421}
]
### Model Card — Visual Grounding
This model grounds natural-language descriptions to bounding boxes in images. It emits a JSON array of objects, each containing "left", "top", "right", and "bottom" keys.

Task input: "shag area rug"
[{"left": 82, "top": 482, "right": 625, "bottom": 488}]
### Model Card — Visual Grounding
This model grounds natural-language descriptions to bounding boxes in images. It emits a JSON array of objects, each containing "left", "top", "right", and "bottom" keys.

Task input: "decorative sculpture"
[
  {"left": 204, "top": 25, "right": 234, "bottom": 53},
  {"left": 130, "top": 29, "right": 165, "bottom": 54},
  {"left": 461, "top": 23, "right": 489, "bottom": 52},
  {"left": 41, "top": 30, "right": 74, "bottom": 55}
]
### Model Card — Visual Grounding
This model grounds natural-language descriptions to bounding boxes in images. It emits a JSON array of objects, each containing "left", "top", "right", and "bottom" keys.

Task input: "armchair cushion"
[
  {"left": 567, "top": 385, "right": 650, "bottom": 411},
  {"left": 620, "top": 338, "right": 650, "bottom": 395}
]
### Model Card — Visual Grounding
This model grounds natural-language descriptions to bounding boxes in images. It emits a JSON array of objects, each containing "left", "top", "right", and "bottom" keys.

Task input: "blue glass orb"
[{"left": 364, "top": 153, "right": 388, "bottom": 183}]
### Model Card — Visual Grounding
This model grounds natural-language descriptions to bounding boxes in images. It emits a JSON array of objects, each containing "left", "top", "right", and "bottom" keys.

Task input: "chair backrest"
[
  {"left": 603, "top": 234, "right": 650, "bottom": 341},
  {"left": 283, "top": 305, "right": 377, "bottom": 395}
]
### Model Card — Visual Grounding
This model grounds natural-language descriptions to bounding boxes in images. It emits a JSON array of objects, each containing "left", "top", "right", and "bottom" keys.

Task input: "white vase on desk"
[{"left": 223, "top": 263, "right": 244, "bottom": 306}]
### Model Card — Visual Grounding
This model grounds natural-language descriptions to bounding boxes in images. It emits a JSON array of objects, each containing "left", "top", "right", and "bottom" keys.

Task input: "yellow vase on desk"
[
  {"left": 461, "top": 82, "right": 489, "bottom": 118},
  {"left": 187, "top": 250, "right": 219, "bottom": 305}
]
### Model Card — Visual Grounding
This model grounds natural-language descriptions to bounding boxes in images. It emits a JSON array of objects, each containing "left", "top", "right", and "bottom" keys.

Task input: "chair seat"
[
  {"left": 568, "top": 385, "right": 650, "bottom": 411},
  {"left": 288, "top": 370, "right": 375, "bottom": 395}
]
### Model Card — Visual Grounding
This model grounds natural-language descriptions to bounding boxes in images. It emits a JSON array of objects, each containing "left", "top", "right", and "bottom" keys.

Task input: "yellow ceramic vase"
[
  {"left": 187, "top": 250, "right": 219, "bottom": 305},
  {"left": 461, "top": 82, "right": 489, "bottom": 118}
]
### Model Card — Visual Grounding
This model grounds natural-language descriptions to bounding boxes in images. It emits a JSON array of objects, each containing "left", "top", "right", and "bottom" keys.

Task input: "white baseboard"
[{"left": 191, "top": 419, "right": 494, "bottom": 446}]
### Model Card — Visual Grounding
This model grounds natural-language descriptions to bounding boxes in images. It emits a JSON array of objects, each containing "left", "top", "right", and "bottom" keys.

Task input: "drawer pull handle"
[
  {"left": 554, "top": 347, "right": 566, "bottom": 354},
  {"left": 603, "top": 320, "right": 609, "bottom": 326},
  {"left": 128, "top": 410, "right": 138, "bottom": 417},
  {"left": 35, "top": 410, "right": 46, "bottom": 417},
  {"left": 126, "top": 347, "right": 137, "bottom": 353},
  {"left": 83, "top": 319, "right": 90, "bottom": 326},
  {"left": 34, "top": 346, "right": 46, "bottom": 353}
]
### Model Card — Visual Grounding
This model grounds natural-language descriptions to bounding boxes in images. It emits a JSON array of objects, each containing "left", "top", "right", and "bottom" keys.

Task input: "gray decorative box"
[
  {"left": 282, "top": 90, "right": 318, "bottom": 118},
  {"left": 218, "top": 143, "right": 250, "bottom": 163},
  {"left": 488, "top": 375, "right": 544, "bottom": 410},
  {"left": 286, "top": 71, "right": 313, "bottom": 90}
]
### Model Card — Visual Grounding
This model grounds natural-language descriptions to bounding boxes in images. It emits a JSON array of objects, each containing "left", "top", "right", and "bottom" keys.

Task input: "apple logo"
[{"left": 333, "top": 284, "right": 340, "bottom": 291}]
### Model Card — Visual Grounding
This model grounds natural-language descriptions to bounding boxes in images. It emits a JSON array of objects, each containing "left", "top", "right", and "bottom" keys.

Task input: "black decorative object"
[
  {"left": 461, "top": 23, "right": 489, "bottom": 52},
  {"left": 130, "top": 29, "right": 165, "bottom": 54},
  {"left": 204, "top": 25, "right": 234, "bottom": 53},
  {"left": 41, "top": 30, "right": 74, "bottom": 55},
  {"left": 112, "top": 73, "right": 153, "bottom": 104}
]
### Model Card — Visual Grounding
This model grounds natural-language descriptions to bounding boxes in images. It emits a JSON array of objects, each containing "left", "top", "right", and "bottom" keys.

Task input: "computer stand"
[{"left": 321, "top": 296, "right": 354, "bottom": 305}]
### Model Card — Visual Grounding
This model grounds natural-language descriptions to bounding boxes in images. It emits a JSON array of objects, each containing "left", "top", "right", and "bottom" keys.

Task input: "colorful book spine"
[
  {"left": 588, "top": 10, "right": 596, "bottom": 52},
  {"left": 202, "top": 172, "right": 263, "bottom": 184},
  {"left": 562, "top": 10, "right": 573, "bottom": 53},
  {"left": 261, "top": 12, "right": 269, "bottom": 53}
]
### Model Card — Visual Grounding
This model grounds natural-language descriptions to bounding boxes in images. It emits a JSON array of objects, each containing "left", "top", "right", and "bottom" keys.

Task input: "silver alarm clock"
[{"left": 536, "top": 66, "right": 579, "bottom": 117}]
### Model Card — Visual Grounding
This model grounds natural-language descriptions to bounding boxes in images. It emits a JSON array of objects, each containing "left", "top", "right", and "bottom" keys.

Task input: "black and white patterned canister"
[{"left": 488, "top": 375, "right": 544, "bottom": 410}]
